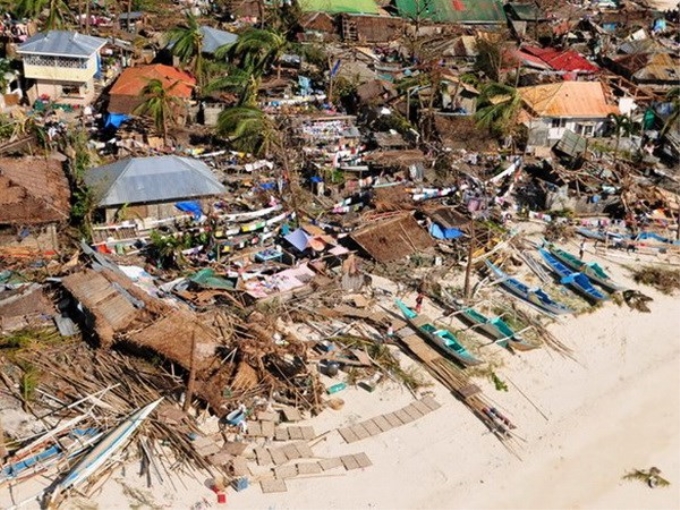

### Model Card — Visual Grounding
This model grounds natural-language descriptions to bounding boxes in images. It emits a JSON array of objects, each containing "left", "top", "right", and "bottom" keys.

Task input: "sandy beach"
[
  {"left": 82, "top": 253, "right": 679, "bottom": 510},
  {"left": 3, "top": 250, "right": 678, "bottom": 510}
]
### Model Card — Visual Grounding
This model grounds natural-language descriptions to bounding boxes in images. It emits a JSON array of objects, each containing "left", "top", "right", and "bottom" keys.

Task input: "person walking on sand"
[
  {"left": 579, "top": 241, "right": 586, "bottom": 260},
  {"left": 415, "top": 292, "right": 424, "bottom": 313}
]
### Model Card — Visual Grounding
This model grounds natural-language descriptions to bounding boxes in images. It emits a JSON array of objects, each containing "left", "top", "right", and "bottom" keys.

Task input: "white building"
[{"left": 17, "top": 30, "right": 107, "bottom": 106}]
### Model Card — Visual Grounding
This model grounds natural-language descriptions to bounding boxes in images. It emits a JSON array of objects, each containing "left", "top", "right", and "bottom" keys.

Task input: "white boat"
[{"left": 47, "top": 399, "right": 162, "bottom": 504}]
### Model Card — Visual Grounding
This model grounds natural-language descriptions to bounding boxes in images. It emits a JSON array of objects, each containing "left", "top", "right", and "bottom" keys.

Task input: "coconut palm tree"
[
  {"left": 133, "top": 79, "right": 182, "bottom": 144},
  {"left": 216, "top": 106, "right": 279, "bottom": 157},
  {"left": 608, "top": 113, "right": 633, "bottom": 162},
  {"left": 166, "top": 13, "right": 206, "bottom": 88},
  {"left": 217, "top": 28, "right": 286, "bottom": 79},
  {"left": 475, "top": 82, "right": 522, "bottom": 136},
  {"left": 15, "top": 0, "right": 69, "bottom": 28},
  {"left": 204, "top": 64, "right": 259, "bottom": 106}
]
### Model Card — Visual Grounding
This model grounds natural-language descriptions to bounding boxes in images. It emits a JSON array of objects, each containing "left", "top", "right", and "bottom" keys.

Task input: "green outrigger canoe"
[
  {"left": 395, "top": 299, "right": 483, "bottom": 366},
  {"left": 547, "top": 245, "right": 625, "bottom": 293},
  {"left": 442, "top": 291, "right": 539, "bottom": 352}
]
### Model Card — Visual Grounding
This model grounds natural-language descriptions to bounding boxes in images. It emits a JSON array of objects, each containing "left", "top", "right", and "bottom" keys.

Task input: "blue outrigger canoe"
[
  {"left": 547, "top": 245, "right": 625, "bottom": 293},
  {"left": 538, "top": 248, "right": 608, "bottom": 303},
  {"left": 485, "top": 261, "right": 573, "bottom": 316},
  {"left": 395, "top": 299, "right": 483, "bottom": 366}
]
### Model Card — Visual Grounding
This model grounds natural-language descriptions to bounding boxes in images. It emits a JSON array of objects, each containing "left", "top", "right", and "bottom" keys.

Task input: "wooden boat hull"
[
  {"left": 547, "top": 245, "right": 625, "bottom": 292},
  {"left": 395, "top": 299, "right": 483, "bottom": 366},
  {"left": 538, "top": 248, "right": 608, "bottom": 303},
  {"left": 485, "top": 261, "right": 573, "bottom": 316}
]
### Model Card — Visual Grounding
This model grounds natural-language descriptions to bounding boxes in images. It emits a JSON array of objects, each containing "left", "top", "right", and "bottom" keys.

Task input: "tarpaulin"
[{"left": 175, "top": 201, "right": 203, "bottom": 219}]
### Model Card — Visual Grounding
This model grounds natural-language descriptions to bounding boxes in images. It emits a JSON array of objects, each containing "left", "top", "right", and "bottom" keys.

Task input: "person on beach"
[
  {"left": 415, "top": 293, "right": 424, "bottom": 313},
  {"left": 579, "top": 241, "right": 586, "bottom": 260}
]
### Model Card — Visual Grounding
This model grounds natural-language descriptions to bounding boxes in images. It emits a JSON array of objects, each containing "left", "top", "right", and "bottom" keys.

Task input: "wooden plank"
[
  {"left": 255, "top": 447, "right": 273, "bottom": 466},
  {"left": 338, "top": 426, "right": 359, "bottom": 443},
  {"left": 420, "top": 395, "right": 442, "bottom": 411},
  {"left": 261, "top": 420, "right": 275, "bottom": 438},
  {"left": 459, "top": 383, "right": 482, "bottom": 398},
  {"left": 394, "top": 408, "right": 413, "bottom": 424},
  {"left": 403, "top": 403, "right": 425, "bottom": 420},
  {"left": 318, "top": 457, "right": 343, "bottom": 471},
  {"left": 257, "top": 410, "right": 278, "bottom": 422},
  {"left": 281, "top": 443, "right": 301, "bottom": 461},
  {"left": 384, "top": 412, "right": 403, "bottom": 428},
  {"left": 300, "top": 426, "right": 316, "bottom": 440},
  {"left": 412, "top": 399, "right": 431, "bottom": 415},
  {"left": 350, "top": 423, "right": 370, "bottom": 440},
  {"left": 294, "top": 442, "right": 314, "bottom": 459},
  {"left": 353, "top": 452, "right": 372, "bottom": 468},
  {"left": 281, "top": 406, "right": 302, "bottom": 422},
  {"left": 340, "top": 455, "right": 360, "bottom": 470},
  {"left": 372, "top": 414, "right": 393, "bottom": 432},
  {"left": 288, "top": 426, "right": 304, "bottom": 440},
  {"left": 231, "top": 457, "right": 249, "bottom": 477},
  {"left": 360, "top": 419, "right": 382, "bottom": 437},
  {"left": 269, "top": 447, "right": 288, "bottom": 466},
  {"left": 274, "top": 465, "right": 298, "bottom": 479},
  {"left": 247, "top": 421, "right": 262, "bottom": 436},
  {"left": 296, "top": 462, "right": 322, "bottom": 475},
  {"left": 260, "top": 479, "right": 288, "bottom": 493},
  {"left": 275, "top": 427, "right": 289, "bottom": 442}
]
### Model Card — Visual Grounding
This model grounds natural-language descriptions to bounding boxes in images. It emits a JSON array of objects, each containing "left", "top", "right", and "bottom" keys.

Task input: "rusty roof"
[
  {"left": 519, "top": 81, "right": 619, "bottom": 119},
  {"left": 0, "top": 157, "right": 70, "bottom": 225},
  {"left": 350, "top": 213, "right": 434, "bottom": 263},
  {"left": 109, "top": 64, "right": 196, "bottom": 99}
]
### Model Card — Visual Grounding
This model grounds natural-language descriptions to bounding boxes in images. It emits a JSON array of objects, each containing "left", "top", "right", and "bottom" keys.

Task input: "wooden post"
[
  {"left": 464, "top": 220, "right": 476, "bottom": 300},
  {"left": 183, "top": 328, "right": 197, "bottom": 413}
]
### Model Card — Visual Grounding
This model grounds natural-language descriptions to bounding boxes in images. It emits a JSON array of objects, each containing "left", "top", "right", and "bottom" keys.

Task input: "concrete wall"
[{"left": 23, "top": 53, "right": 98, "bottom": 82}]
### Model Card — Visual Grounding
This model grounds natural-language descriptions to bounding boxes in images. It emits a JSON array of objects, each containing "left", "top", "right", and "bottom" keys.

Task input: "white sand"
[{"left": 3, "top": 253, "right": 679, "bottom": 510}]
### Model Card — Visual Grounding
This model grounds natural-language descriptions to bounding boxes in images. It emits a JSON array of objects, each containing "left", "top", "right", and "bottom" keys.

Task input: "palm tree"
[
  {"left": 475, "top": 82, "right": 522, "bottom": 136},
  {"left": 205, "top": 65, "right": 259, "bottom": 106},
  {"left": 216, "top": 106, "right": 279, "bottom": 157},
  {"left": 133, "top": 79, "right": 182, "bottom": 144},
  {"left": 608, "top": 113, "right": 633, "bottom": 162},
  {"left": 167, "top": 13, "right": 206, "bottom": 88},
  {"left": 218, "top": 28, "right": 286, "bottom": 79},
  {"left": 15, "top": 0, "right": 69, "bottom": 28}
]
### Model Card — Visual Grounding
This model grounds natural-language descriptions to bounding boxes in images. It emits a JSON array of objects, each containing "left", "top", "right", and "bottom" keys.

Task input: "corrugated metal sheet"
[
  {"left": 17, "top": 30, "right": 106, "bottom": 57},
  {"left": 84, "top": 156, "right": 227, "bottom": 207},
  {"left": 200, "top": 26, "right": 238, "bottom": 54},
  {"left": 519, "top": 82, "right": 618, "bottom": 119}
]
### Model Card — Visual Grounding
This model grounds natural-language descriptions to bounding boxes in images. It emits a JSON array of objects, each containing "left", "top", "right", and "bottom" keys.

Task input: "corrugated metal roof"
[
  {"left": 519, "top": 82, "right": 618, "bottom": 119},
  {"left": 109, "top": 64, "right": 195, "bottom": 98},
  {"left": 84, "top": 156, "right": 227, "bottom": 207},
  {"left": 200, "top": 26, "right": 238, "bottom": 54},
  {"left": 396, "top": 0, "right": 506, "bottom": 24},
  {"left": 17, "top": 30, "right": 106, "bottom": 57}
]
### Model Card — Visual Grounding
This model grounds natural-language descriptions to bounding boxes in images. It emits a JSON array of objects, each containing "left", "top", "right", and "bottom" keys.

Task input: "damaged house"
[
  {"left": 84, "top": 155, "right": 227, "bottom": 223},
  {"left": 0, "top": 157, "right": 70, "bottom": 254}
]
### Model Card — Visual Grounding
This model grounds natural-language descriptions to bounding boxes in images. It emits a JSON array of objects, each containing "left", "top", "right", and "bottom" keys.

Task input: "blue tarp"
[
  {"left": 284, "top": 228, "right": 310, "bottom": 251},
  {"left": 429, "top": 222, "right": 464, "bottom": 240},
  {"left": 175, "top": 201, "right": 203, "bottom": 219},
  {"left": 104, "top": 112, "right": 131, "bottom": 129}
]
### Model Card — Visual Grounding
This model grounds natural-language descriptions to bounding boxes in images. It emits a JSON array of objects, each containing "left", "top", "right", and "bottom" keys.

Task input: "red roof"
[
  {"left": 522, "top": 46, "right": 599, "bottom": 73},
  {"left": 110, "top": 64, "right": 196, "bottom": 98}
]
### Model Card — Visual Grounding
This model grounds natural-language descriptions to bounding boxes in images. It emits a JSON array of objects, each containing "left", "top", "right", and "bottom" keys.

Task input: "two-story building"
[{"left": 17, "top": 30, "right": 107, "bottom": 106}]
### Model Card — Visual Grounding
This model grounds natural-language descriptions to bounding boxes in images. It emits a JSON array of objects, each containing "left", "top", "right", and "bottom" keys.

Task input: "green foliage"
[
  {"left": 216, "top": 106, "right": 280, "bottom": 157},
  {"left": 489, "top": 371, "right": 508, "bottom": 391},
  {"left": 475, "top": 82, "right": 521, "bottom": 136},
  {"left": 166, "top": 13, "right": 206, "bottom": 87},
  {"left": 133, "top": 78, "right": 182, "bottom": 141},
  {"left": 18, "top": 361, "right": 40, "bottom": 402},
  {"left": 293, "top": 43, "right": 327, "bottom": 69},
  {"left": 14, "top": 0, "right": 69, "bottom": 29},
  {"left": 474, "top": 36, "right": 504, "bottom": 82}
]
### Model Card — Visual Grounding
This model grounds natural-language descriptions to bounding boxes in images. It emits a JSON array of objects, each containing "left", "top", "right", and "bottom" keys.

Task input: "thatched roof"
[
  {"left": 0, "top": 157, "right": 70, "bottom": 225},
  {"left": 350, "top": 212, "right": 434, "bottom": 263}
]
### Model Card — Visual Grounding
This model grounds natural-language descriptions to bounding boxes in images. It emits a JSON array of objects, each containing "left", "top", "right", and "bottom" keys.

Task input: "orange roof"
[
  {"left": 518, "top": 81, "right": 618, "bottom": 119},
  {"left": 109, "top": 64, "right": 196, "bottom": 98}
]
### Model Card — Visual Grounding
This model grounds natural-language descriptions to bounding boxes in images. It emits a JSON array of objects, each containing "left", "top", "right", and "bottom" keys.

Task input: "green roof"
[
  {"left": 299, "top": 0, "right": 379, "bottom": 14},
  {"left": 396, "top": 0, "right": 506, "bottom": 24}
]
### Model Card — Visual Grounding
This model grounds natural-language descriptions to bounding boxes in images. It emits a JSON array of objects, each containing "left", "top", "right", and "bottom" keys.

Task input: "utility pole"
[{"left": 463, "top": 219, "right": 476, "bottom": 300}]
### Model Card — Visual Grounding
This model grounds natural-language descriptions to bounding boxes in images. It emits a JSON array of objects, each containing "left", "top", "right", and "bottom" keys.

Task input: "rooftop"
[
  {"left": 109, "top": 64, "right": 196, "bottom": 98},
  {"left": 298, "top": 0, "right": 379, "bottom": 14},
  {"left": 17, "top": 30, "right": 107, "bottom": 58},
  {"left": 396, "top": 0, "right": 506, "bottom": 24},
  {"left": 84, "top": 156, "right": 227, "bottom": 207},
  {"left": 200, "top": 26, "right": 238, "bottom": 54},
  {"left": 519, "top": 81, "right": 618, "bottom": 119}
]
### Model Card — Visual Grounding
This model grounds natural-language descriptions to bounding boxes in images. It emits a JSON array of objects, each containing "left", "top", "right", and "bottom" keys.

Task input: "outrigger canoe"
[
  {"left": 485, "top": 261, "right": 573, "bottom": 316},
  {"left": 547, "top": 245, "right": 625, "bottom": 292},
  {"left": 537, "top": 248, "right": 608, "bottom": 303},
  {"left": 47, "top": 399, "right": 162, "bottom": 505},
  {"left": 442, "top": 291, "right": 538, "bottom": 352},
  {"left": 395, "top": 299, "right": 483, "bottom": 366}
]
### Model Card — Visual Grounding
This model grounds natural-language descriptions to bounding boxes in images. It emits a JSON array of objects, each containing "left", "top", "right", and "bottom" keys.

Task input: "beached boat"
[
  {"left": 442, "top": 292, "right": 538, "bottom": 352},
  {"left": 47, "top": 399, "right": 162, "bottom": 504},
  {"left": 395, "top": 299, "right": 483, "bottom": 366},
  {"left": 547, "top": 245, "right": 625, "bottom": 292},
  {"left": 218, "top": 204, "right": 282, "bottom": 223},
  {"left": 576, "top": 227, "right": 627, "bottom": 244},
  {"left": 538, "top": 248, "right": 608, "bottom": 303},
  {"left": 485, "top": 261, "right": 573, "bottom": 316}
]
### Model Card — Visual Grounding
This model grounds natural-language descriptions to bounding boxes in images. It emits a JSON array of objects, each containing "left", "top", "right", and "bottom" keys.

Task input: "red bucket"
[{"left": 217, "top": 493, "right": 227, "bottom": 504}]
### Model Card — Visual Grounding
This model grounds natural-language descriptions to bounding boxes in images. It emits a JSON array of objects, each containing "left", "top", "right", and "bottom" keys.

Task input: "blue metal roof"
[
  {"left": 200, "top": 26, "right": 238, "bottom": 55},
  {"left": 17, "top": 30, "right": 107, "bottom": 58},
  {"left": 84, "top": 156, "right": 227, "bottom": 207}
]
